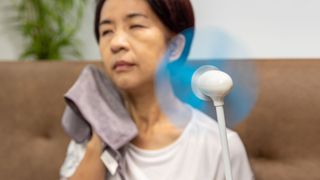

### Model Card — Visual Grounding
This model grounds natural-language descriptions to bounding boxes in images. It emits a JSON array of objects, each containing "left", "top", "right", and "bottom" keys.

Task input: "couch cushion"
[{"left": 0, "top": 61, "right": 103, "bottom": 180}]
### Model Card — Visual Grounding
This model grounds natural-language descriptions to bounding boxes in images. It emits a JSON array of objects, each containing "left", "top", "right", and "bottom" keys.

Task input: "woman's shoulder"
[
  {"left": 190, "top": 108, "right": 238, "bottom": 138},
  {"left": 188, "top": 108, "right": 246, "bottom": 153},
  {"left": 188, "top": 107, "right": 251, "bottom": 165}
]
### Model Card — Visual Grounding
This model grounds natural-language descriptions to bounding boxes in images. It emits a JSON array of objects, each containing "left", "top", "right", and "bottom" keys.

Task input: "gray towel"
[{"left": 61, "top": 65, "right": 138, "bottom": 150}]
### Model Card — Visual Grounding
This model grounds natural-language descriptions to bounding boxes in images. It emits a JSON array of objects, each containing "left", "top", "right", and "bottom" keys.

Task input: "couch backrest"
[
  {"left": 234, "top": 60, "right": 320, "bottom": 179},
  {"left": 1, "top": 60, "right": 320, "bottom": 180}
]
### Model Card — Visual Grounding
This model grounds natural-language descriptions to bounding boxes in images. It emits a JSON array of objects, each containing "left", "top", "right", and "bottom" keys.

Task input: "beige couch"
[{"left": 0, "top": 60, "right": 319, "bottom": 180}]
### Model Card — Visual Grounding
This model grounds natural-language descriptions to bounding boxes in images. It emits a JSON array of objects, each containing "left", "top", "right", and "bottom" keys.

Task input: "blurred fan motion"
[{"left": 155, "top": 27, "right": 259, "bottom": 128}]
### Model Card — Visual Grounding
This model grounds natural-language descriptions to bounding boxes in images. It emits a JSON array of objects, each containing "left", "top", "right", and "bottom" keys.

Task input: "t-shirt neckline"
[{"left": 128, "top": 109, "right": 195, "bottom": 157}]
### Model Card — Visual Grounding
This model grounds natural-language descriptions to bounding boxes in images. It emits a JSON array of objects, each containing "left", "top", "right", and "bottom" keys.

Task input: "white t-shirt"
[{"left": 60, "top": 108, "right": 254, "bottom": 180}]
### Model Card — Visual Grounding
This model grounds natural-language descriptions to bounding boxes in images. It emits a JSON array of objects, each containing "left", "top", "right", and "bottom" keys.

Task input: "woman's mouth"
[{"left": 113, "top": 60, "right": 136, "bottom": 72}]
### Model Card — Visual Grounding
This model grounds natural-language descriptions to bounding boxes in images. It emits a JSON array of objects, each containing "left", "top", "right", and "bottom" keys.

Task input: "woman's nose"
[{"left": 110, "top": 31, "right": 129, "bottom": 53}]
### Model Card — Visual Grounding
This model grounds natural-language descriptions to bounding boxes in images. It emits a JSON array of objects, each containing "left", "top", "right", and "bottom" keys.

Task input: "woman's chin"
[
  {"left": 114, "top": 79, "right": 140, "bottom": 92},
  {"left": 114, "top": 78, "right": 153, "bottom": 95},
  {"left": 117, "top": 84, "right": 136, "bottom": 92}
]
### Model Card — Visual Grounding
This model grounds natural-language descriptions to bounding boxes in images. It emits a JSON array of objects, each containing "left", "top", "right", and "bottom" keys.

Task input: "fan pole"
[
  {"left": 192, "top": 66, "right": 234, "bottom": 180},
  {"left": 215, "top": 105, "right": 233, "bottom": 180}
]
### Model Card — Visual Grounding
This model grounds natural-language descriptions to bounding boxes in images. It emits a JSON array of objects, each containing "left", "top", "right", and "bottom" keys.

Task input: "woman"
[{"left": 60, "top": 0, "right": 254, "bottom": 179}]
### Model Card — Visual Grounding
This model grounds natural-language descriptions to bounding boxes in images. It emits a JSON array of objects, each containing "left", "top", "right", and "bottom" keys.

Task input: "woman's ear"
[{"left": 168, "top": 34, "right": 186, "bottom": 62}]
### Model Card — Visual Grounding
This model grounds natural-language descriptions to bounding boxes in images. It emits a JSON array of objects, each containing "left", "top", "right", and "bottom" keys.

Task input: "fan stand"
[{"left": 192, "top": 65, "right": 234, "bottom": 180}]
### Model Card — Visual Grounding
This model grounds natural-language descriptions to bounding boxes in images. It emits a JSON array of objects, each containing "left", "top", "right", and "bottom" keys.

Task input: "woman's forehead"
[{"left": 100, "top": 0, "right": 155, "bottom": 21}]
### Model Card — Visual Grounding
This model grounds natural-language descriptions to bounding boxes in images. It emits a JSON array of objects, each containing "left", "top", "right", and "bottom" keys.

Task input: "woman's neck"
[
  {"left": 122, "top": 85, "right": 182, "bottom": 150},
  {"left": 123, "top": 86, "right": 165, "bottom": 129}
]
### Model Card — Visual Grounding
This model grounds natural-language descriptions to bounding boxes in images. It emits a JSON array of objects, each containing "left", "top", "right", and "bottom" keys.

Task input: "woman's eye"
[
  {"left": 101, "top": 30, "right": 113, "bottom": 36},
  {"left": 130, "top": 24, "right": 145, "bottom": 29}
]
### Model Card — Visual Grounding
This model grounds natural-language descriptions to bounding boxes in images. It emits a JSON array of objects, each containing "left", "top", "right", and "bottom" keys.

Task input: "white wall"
[
  {"left": 190, "top": 0, "right": 320, "bottom": 59},
  {"left": 0, "top": 1, "right": 23, "bottom": 61},
  {"left": 75, "top": 0, "right": 100, "bottom": 60},
  {"left": 1, "top": 0, "right": 320, "bottom": 60}
]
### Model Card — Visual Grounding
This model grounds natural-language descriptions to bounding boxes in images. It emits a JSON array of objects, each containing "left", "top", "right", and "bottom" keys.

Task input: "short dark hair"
[{"left": 94, "top": 0, "right": 195, "bottom": 43}]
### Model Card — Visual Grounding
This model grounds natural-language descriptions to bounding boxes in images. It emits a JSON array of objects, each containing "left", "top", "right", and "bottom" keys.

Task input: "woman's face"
[{"left": 99, "top": 0, "right": 173, "bottom": 92}]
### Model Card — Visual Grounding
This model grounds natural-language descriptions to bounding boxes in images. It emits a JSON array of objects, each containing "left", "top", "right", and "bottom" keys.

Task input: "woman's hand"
[
  {"left": 70, "top": 131, "right": 106, "bottom": 180},
  {"left": 87, "top": 131, "right": 104, "bottom": 153}
]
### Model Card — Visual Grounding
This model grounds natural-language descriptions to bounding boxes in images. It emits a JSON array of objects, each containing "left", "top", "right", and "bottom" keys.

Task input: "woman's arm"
[{"left": 69, "top": 132, "right": 106, "bottom": 180}]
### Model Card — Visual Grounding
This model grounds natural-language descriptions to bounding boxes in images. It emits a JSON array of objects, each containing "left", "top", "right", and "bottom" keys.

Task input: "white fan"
[
  {"left": 155, "top": 27, "right": 258, "bottom": 180},
  {"left": 192, "top": 65, "right": 234, "bottom": 180}
]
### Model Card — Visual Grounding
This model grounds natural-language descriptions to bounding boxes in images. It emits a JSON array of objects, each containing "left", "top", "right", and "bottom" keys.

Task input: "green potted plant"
[{"left": 9, "top": 0, "right": 88, "bottom": 60}]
